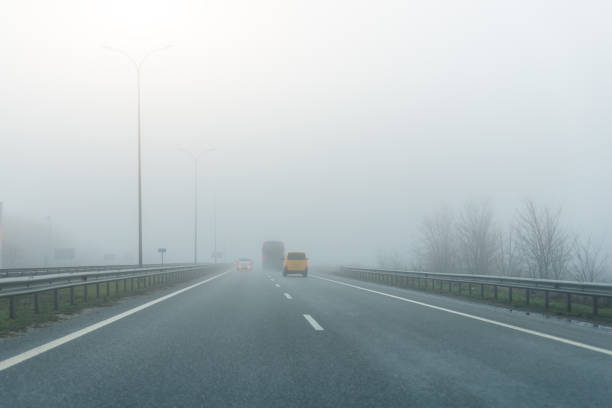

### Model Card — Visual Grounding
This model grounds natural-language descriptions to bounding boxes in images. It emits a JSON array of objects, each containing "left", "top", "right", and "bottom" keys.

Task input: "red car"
[{"left": 236, "top": 258, "right": 253, "bottom": 271}]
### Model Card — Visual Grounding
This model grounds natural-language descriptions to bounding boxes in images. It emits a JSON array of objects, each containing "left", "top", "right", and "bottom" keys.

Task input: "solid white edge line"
[
  {"left": 0, "top": 270, "right": 231, "bottom": 372},
  {"left": 312, "top": 275, "right": 612, "bottom": 357},
  {"left": 284, "top": 293, "right": 292, "bottom": 299},
  {"left": 303, "top": 314, "right": 324, "bottom": 331}
]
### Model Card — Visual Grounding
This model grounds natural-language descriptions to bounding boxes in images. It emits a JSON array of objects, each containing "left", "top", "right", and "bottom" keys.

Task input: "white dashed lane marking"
[{"left": 303, "top": 314, "right": 324, "bottom": 331}]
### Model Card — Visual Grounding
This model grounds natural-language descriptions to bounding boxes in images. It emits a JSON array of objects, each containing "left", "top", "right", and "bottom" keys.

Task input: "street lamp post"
[
  {"left": 104, "top": 45, "right": 172, "bottom": 267},
  {"left": 213, "top": 191, "right": 217, "bottom": 264},
  {"left": 180, "top": 147, "right": 215, "bottom": 264}
]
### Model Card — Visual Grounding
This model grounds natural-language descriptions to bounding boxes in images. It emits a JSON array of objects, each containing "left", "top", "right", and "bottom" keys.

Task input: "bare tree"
[
  {"left": 419, "top": 207, "right": 456, "bottom": 273},
  {"left": 571, "top": 237, "right": 609, "bottom": 282},
  {"left": 456, "top": 202, "right": 497, "bottom": 275},
  {"left": 514, "top": 201, "right": 571, "bottom": 280},
  {"left": 495, "top": 228, "right": 520, "bottom": 276}
]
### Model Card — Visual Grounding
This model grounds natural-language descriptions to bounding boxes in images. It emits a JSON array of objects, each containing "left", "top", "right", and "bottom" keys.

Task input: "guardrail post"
[
  {"left": 494, "top": 285, "right": 498, "bottom": 301},
  {"left": 70, "top": 286, "right": 75, "bottom": 305},
  {"left": 526, "top": 289, "right": 530, "bottom": 306},
  {"left": 566, "top": 293, "right": 571, "bottom": 312},
  {"left": 508, "top": 287, "right": 513, "bottom": 304},
  {"left": 106, "top": 281, "right": 110, "bottom": 297},
  {"left": 96, "top": 283, "right": 100, "bottom": 298},
  {"left": 34, "top": 293, "right": 39, "bottom": 313},
  {"left": 131, "top": 278, "right": 134, "bottom": 291},
  {"left": 468, "top": 284, "right": 472, "bottom": 297},
  {"left": 545, "top": 291, "right": 549, "bottom": 310},
  {"left": 9, "top": 296, "right": 16, "bottom": 319},
  {"left": 593, "top": 296, "right": 598, "bottom": 316},
  {"left": 115, "top": 280, "right": 119, "bottom": 295},
  {"left": 481, "top": 284, "right": 484, "bottom": 298},
  {"left": 84, "top": 285, "right": 88, "bottom": 302}
]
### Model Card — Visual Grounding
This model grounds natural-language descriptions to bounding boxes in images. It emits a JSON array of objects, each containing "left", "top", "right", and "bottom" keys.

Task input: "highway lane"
[
  {"left": 0, "top": 266, "right": 610, "bottom": 407},
  {"left": 281, "top": 270, "right": 612, "bottom": 406}
]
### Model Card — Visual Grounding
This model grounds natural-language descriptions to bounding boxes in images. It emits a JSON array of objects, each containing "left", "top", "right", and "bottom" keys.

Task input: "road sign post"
[{"left": 157, "top": 248, "right": 167, "bottom": 265}]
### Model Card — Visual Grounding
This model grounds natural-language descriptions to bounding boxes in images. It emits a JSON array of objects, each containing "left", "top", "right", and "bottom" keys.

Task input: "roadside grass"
[
  {"left": 1, "top": 279, "right": 168, "bottom": 336},
  {"left": 339, "top": 273, "right": 612, "bottom": 325}
]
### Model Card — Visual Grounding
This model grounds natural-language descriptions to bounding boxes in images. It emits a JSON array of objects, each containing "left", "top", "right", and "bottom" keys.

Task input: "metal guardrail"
[
  {"left": 1, "top": 263, "right": 188, "bottom": 277},
  {"left": 339, "top": 266, "right": 612, "bottom": 316},
  {"left": 0, "top": 263, "right": 228, "bottom": 319}
]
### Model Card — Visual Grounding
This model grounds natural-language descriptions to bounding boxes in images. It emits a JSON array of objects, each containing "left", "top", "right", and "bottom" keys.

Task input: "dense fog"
[{"left": 1, "top": 1, "right": 610, "bottom": 279}]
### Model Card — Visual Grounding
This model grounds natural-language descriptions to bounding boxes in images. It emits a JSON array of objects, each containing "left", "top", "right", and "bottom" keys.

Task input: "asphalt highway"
[{"left": 0, "top": 266, "right": 610, "bottom": 407}]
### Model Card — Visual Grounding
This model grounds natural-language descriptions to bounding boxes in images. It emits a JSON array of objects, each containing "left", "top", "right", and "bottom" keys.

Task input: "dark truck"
[{"left": 262, "top": 241, "right": 285, "bottom": 271}]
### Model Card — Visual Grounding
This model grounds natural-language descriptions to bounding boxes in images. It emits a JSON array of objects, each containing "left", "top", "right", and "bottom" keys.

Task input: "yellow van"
[{"left": 283, "top": 251, "right": 308, "bottom": 277}]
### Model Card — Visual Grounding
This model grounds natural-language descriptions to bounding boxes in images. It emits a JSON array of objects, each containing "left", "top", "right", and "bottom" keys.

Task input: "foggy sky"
[{"left": 1, "top": 0, "right": 611, "bottom": 265}]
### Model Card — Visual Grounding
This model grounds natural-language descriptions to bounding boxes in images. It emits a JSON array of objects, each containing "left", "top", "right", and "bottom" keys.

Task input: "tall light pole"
[
  {"left": 180, "top": 147, "right": 215, "bottom": 264},
  {"left": 104, "top": 45, "right": 172, "bottom": 267},
  {"left": 213, "top": 190, "right": 217, "bottom": 264}
]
